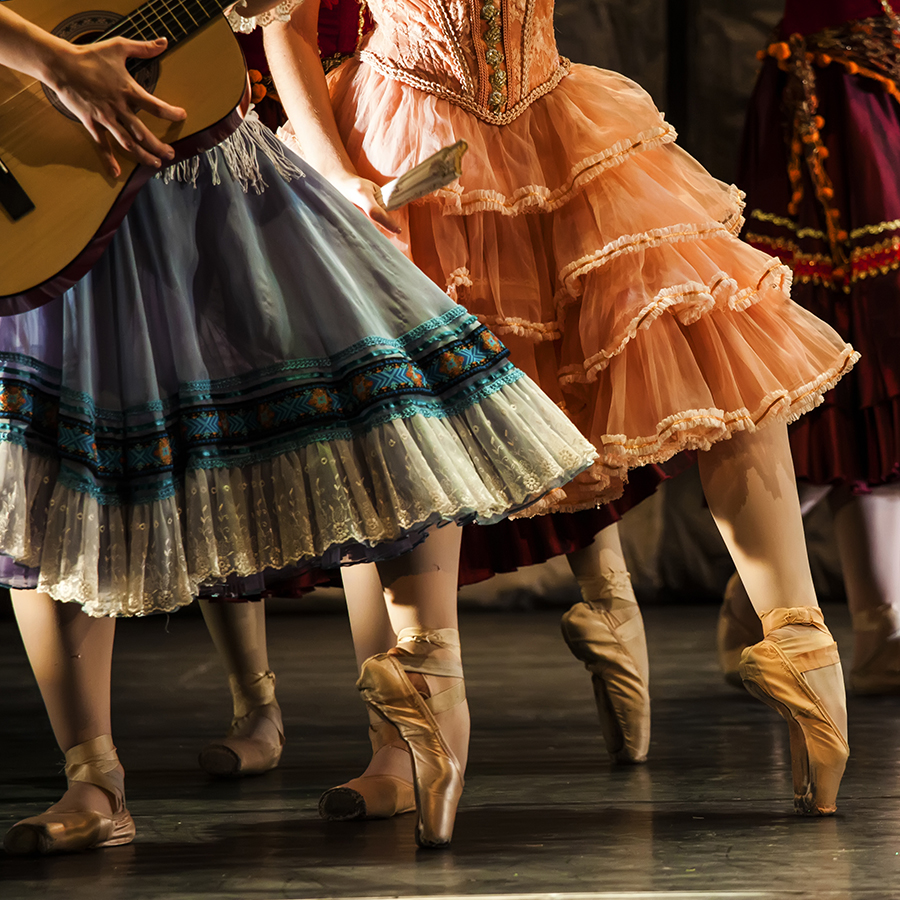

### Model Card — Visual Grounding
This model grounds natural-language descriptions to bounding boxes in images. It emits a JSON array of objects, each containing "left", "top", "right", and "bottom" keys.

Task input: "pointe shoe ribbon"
[
  {"left": 318, "top": 720, "right": 416, "bottom": 821},
  {"left": 3, "top": 735, "right": 135, "bottom": 855},
  {"left": 199, "top": 671, "right": 285, "bottom": 778},
  {"left": 357, "top": 627, "right": 465, "bottom": 849},
  {"left": 561, "top": 601, "right": 650, "bottom": 764},
  {"left": 740, "top": 606, "right": 849, "bottom": 816}
]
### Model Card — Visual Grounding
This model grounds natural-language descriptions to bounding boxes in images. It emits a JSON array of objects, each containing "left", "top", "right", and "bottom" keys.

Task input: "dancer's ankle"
[
  {"left": 228, "top": 670, "right": 278, "bottom": 719},
  {"left": 49, "top": 763, "right": 124, "bottom": 818},
  {"left": 577, "top": 572, "right": 637, "bottom": 612}
]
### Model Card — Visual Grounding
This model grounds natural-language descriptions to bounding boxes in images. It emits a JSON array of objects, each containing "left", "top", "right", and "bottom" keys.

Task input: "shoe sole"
[
  {"left": 318, "top": 788, "right": 367, "bottom": 821},
  {"left": 198, "top": 746, "right": 243, "bottom": 778}
]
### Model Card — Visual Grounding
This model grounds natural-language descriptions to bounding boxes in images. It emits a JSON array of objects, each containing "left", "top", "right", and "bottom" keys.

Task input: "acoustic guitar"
[{"left": 0, "top": 0, "right": 249, "bottom": 315}]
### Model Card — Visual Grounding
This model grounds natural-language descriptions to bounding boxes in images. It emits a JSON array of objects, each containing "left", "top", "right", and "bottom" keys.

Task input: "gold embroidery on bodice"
[{"left": 358, "top": 0, "right": 570, "bottom": 123}]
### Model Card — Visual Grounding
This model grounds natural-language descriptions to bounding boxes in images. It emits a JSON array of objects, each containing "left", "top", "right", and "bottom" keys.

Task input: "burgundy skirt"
[{"left": 738, "top": 55, "right": 900, "bottom": 491}]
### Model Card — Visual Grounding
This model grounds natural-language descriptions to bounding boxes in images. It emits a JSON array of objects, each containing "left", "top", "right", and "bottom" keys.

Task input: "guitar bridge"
[{"left": 0, "top": 156, "right": 35, "bottom": 221}]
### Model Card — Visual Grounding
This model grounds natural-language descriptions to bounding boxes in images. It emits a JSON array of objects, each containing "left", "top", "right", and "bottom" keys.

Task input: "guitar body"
[{"left": 0, "top": 1, "right": 249, "bottom": 315}]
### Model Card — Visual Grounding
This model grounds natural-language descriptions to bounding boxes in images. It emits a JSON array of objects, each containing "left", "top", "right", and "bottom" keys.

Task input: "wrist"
[{"left": 31, "top": 33, "right": 80, "bottom": 92}]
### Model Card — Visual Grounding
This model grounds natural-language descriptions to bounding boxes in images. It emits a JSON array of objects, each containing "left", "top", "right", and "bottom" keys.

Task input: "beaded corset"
[{"left": 357, "top": 0, "right": 570, "bottom": 124}]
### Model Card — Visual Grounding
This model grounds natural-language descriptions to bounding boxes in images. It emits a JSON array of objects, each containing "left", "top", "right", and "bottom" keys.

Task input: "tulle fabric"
[
  {"left": 307, "top": 59, "right": 859, "bottom": 509},
  {"left": 0, "top": 122, "right": 596, "bottom": 615}
]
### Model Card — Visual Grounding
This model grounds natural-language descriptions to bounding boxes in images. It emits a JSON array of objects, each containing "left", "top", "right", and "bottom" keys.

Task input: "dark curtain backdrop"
[{"left": 554, "top": 0, "right": 783, "bottom": 183}]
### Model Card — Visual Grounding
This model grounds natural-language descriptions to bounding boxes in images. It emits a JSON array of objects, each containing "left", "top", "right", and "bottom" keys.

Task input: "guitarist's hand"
[
  {"left": 51, "top": 37, "right": 187, "bottom": 177},
  {"left": 330, "top": 173, "right": 402, "bottom": 235}
]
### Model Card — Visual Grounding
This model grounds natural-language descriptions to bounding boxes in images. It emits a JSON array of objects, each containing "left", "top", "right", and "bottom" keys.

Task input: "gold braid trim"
[{"left": 762, "top": 14, "right": 900, "bottom": 286}]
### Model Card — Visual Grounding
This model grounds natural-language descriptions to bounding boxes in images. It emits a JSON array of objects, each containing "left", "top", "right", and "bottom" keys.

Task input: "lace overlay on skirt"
[{"left": 0, "top": 122, "right": 596, "bottom": 615}]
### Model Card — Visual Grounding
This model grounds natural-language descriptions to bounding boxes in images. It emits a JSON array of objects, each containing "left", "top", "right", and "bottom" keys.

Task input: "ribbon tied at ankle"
[{"left": 64, "top": 735, "right": 125, "bottom": 808}]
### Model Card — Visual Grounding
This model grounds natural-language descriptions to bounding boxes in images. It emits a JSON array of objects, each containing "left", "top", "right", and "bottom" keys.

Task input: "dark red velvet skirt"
[{"left": 737, "top": 56, "right": 900, "bottom": 491}]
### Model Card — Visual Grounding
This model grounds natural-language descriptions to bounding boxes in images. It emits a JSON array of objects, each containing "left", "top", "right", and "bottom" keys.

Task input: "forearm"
[
  {"left": 0, "top": 7, "right": 79, "bottom": 89},
  {"left": 264, "top": 12, "right": 358, "bottom": 180}
]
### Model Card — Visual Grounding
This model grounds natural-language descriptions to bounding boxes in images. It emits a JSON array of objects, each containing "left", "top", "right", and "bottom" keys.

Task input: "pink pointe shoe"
[
  {"left": 561, "top": 600, "right": 651, "bottom": 763},
  {"left": 199, "top": 671, "right": 285, "bottom": 778},
  {"left": 318, "top": 720, "right": 416, "bottom": 820},
  {"left": 739, "top": 607, "right": 849, "bottom": 816},
  {"left": 356, "top": 628, "right": 466, "bottom": 849},
  {"left": 717, "top": 573, "right": 764, "bottom": 688},
  {"left": 4, "top": 735, "right": 135, "bottom": 855}
]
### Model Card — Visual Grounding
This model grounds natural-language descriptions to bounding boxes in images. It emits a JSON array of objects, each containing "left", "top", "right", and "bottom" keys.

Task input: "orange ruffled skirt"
[{"left": 324, "top": 61, "right": 858, "bottom": 511}]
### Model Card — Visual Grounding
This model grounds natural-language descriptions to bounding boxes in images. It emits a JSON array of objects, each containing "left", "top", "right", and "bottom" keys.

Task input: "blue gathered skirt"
[{"left": 0, "top": 120, "right": 595, "bottom": 616}]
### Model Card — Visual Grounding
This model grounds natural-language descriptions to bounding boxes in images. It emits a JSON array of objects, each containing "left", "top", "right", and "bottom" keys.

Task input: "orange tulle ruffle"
[{"left": 308, "top": 60, "right": 858, "bottom": 510}]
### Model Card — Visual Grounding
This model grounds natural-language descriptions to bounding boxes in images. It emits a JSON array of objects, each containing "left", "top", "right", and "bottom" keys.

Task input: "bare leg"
[
  {"left": 342, "top": 564, "right": 397, "bottom": 668},
  {"left": 700, "top": 424, "right": 848, "bottom": 814},
  {"left": 699, "top": 424, "right": 818, "bottom": 612},
  {"left": 10, "top": 590, "right": 119, "bottom": 817},
  {"left": 562, "top": 522, "right": 651, "bottom": 762},
  {"left": 716, "top": 481, "right": 832, "bottom": 684},
  {"left": 339, "top": 564, "right": 411, "bottom": 783},
  {"left": 832, "top": 484, "right": 900, "bottom": 692},
  {"left": 198, "top": 598, "right": 283, "bottom": 776},
  {"left": 321, "top": 527, "right": 466, "bottom": 832},
  {"left": 375, "top": 524, "right": 468, "bottom": 772}
]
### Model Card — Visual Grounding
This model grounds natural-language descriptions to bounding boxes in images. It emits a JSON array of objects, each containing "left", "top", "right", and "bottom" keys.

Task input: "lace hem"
[
  {"left": 421, "top": 123, "right": 679, "bottom": 217},
  {"left": 0, "top": 376, "right": 596, "bottom": 616},
  {"left": 559, "top": 257, "right": 793, "bottom": 383},
  {"left": 517, "top": 344, "right": 860, "bottom": 516}
]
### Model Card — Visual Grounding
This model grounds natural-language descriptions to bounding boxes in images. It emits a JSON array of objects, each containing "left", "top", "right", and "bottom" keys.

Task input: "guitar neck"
[{"left": 103, "top": 0, "right": 231, "bottom": 54}]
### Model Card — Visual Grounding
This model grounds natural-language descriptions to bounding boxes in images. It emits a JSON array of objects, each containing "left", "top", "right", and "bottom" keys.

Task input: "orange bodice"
[{"left": 358, "top": 0, "right": 569, "bottom": 123}]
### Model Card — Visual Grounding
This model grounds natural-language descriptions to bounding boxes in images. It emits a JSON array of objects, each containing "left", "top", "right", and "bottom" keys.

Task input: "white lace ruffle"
[
  {"left": 1, "top": 374, "right": 595, "bottom": 617},
  {"left": 227, "top": 1, "right": 301, "bottom": 33}
]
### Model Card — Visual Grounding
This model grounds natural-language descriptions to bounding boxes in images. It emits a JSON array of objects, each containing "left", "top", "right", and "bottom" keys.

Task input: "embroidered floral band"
[
  {"left": 0, "top": 307, "right": 517, "bottom": 506},
  {"left": 756, "top": 13, "right": 900, "bottom": 289}
]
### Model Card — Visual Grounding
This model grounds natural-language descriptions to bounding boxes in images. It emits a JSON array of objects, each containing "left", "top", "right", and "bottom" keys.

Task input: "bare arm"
[
  {"left": 0, "top": 7, "right": 186, "bottom": 176},
  {"left": 264, "top": 1, "right": 400, "bottom": 232}
]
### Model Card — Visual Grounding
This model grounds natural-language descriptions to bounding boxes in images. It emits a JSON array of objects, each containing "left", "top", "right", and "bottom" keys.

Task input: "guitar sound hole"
[{"left": 43, "top": 11, "right": 161, "bottom": 121}]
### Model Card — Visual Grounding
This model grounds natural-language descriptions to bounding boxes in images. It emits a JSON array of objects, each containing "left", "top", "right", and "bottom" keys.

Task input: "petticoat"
[
  {"left": 311, "top": 59, "right": 860, "bottom": 511},
  {"left": 0, "top": 119, "right": 596, "bottom": 617}
]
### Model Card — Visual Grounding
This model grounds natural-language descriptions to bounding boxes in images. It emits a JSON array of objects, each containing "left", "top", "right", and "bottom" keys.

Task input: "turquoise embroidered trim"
[{"left": 1, "top": 314, "right": 520, "bottom": 507}]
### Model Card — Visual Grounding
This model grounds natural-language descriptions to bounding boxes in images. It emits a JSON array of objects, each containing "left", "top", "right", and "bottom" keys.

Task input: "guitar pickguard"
[{"left": 43, "top": 10, "right": 160, "bottom": 120}]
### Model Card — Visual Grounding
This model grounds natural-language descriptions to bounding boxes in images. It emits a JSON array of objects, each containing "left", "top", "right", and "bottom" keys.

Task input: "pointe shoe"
[
  {"left": 739, "top": 607, "right": 849, "bottom": 816},
  {"left": 356, "top": 628, "right": 465, "bottom": 849},
  {"left": 318, "top": 720, "right": 416, "bottom": 820},
  {"left": 717, "top": 573, "right": 764, "bottom": 688},
  {"left": 849, "top": 606, "right": 900, "bottom": 695},
  {"left": 199, "top": 670, "right": 284, "bottom": 778},
  {"left": 199, "top": 703, "right": 284, "bottom": 777},
  {"left": 4, "top": 735, "right": 135, "bottom": 855},
  {"left": 560, "top": 600, "right": 650, "bottom": 763}
]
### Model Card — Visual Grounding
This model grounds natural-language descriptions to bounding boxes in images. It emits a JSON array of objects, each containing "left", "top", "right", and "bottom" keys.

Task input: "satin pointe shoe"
[
  {"left": 4, "top": 735, "right": 135, "bottom": 855},
  {"left": 560, "top": 600, "right": 650, "bottom": 763},
  {"left": 739, "top": 607, "right": 849, "bottom": 816},
  {"left": 356, "top": 628, "right": 465, "bottom": 849},
  {"left": 849, "top": 605, "right": 900, "bottom": 695},
  {"left": 318, "top": 720, "right": 416, "bottom": 820},
  {"left": 199, "top": 670, "right": 285, "bottom": 778},
  {"left": 717, "top": 573, "right": 764, "bottom": 688}
]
